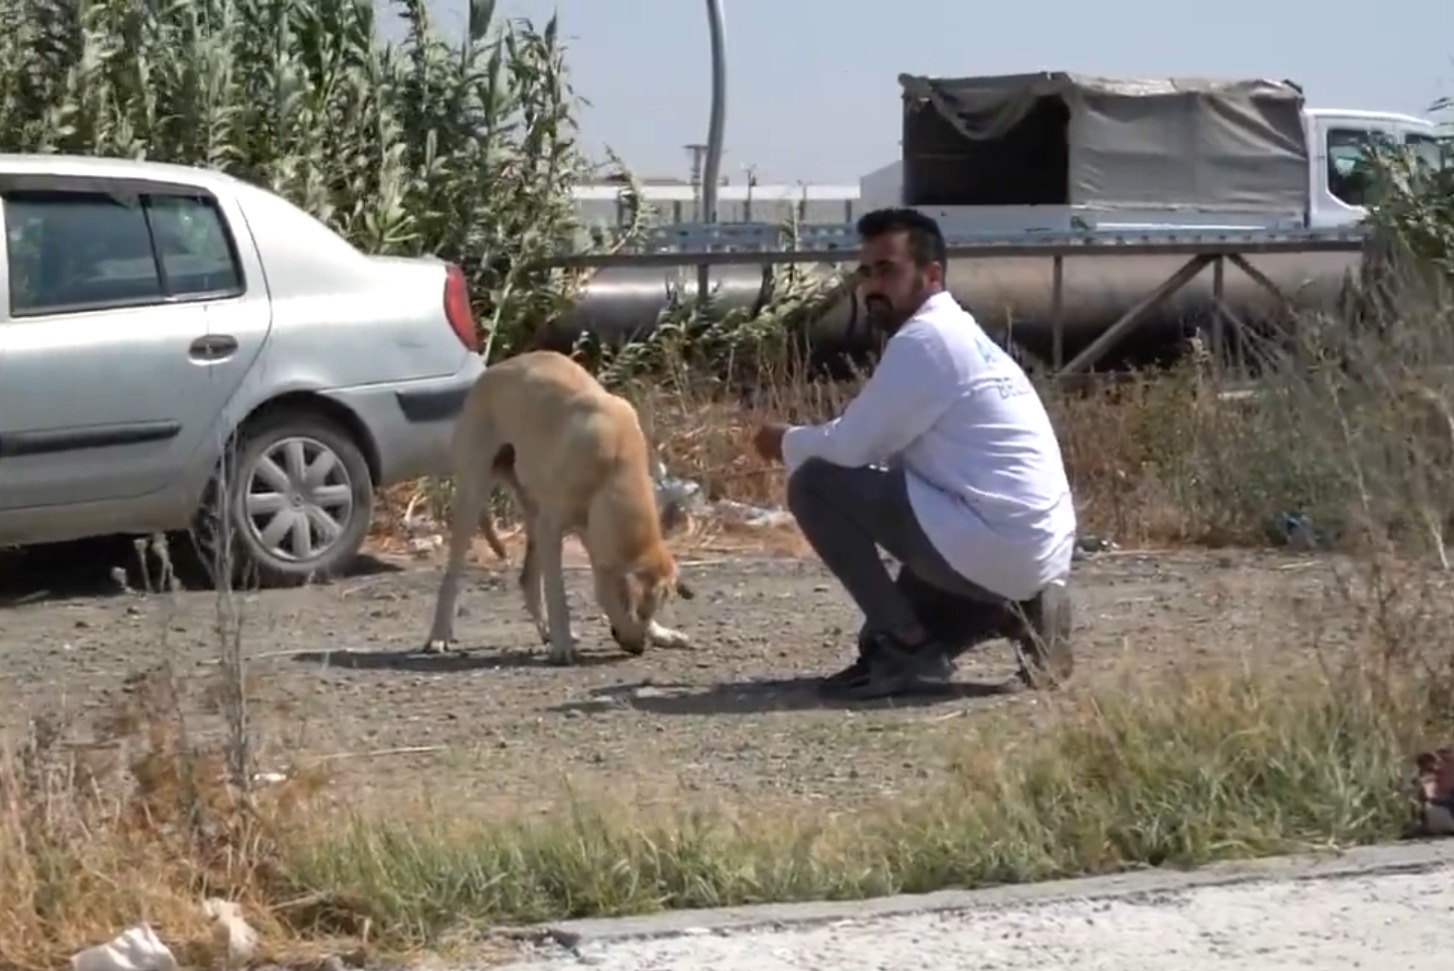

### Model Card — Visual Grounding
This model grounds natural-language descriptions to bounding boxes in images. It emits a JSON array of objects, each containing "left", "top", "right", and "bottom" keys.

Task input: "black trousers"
[{"left": 786, "top": 457, "right": 1011, "bottom": 646}]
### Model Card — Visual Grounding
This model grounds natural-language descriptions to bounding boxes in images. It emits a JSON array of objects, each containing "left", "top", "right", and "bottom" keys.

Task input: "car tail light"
[{"left": 443, "top": 263, "right": 480, "bottom": 353}]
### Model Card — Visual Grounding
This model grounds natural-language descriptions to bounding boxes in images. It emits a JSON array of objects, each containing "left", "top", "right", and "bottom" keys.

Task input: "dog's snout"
[{"left": 609, "top": 623, "right": 647, "bottom": 655}]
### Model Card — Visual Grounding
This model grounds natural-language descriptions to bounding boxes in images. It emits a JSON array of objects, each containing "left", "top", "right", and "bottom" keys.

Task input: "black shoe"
[
  {"left": 819, "top": 625, "right": 953, "bottom": 687},
  {"left": 819, "top": 622, "right": 895, "bottom": 686},
  {"left": 1009, "top": 582, "right": 1075, "bottom": 689},
  {"left": 821, "top": 652, "right": 874, "bottom": 686},
  {"left": 818, "top": 631, "right": 955, "bottom": 701}
]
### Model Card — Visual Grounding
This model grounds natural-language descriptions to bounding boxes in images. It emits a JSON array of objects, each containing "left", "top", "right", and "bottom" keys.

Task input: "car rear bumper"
[{"left": 323, "top": 354, "right": 484, "bottom": 486}]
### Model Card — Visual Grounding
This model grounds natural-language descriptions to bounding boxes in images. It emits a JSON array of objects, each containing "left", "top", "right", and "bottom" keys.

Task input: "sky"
[{"left": 394, "top": 0, "right": 1452, "bottom": 185}]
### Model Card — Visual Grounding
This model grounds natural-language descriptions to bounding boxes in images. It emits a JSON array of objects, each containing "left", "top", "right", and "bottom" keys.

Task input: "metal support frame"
[
  {"left": 1050, "top": 255, "right": 1065, "bottom": 371},
  {"left": 1058, "top": 255, "right": 1215, "bottom": 375},
  {"left": 1055, "top": 249, "right": 1322, "bottom": 377},
  {"left": 541, "top": 227, "right": 1365, "bottom": 379}
]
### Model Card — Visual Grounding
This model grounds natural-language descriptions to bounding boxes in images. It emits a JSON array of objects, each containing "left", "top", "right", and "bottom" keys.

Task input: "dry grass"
[
  {"left": 3, "top": 561, "right": 1450, "bottom": 971},
  {"left": 14, "top": 255, "right": 1454, "bottom": 968}
]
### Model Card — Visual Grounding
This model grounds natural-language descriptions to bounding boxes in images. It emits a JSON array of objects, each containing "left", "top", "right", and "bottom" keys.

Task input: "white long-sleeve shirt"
[{"left": 780, "top": 291, "right": 1077, "bottom": 601}]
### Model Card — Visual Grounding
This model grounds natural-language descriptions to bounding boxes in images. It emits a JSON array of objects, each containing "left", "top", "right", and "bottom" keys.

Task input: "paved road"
[{"left": 503, "top": 845, "right": 1454, "bottom": 970}]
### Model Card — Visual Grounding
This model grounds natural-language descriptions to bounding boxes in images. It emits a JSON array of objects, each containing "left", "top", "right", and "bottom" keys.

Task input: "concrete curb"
[{"left": 532, "top": 839, "right": 1454, "bottom": 947}]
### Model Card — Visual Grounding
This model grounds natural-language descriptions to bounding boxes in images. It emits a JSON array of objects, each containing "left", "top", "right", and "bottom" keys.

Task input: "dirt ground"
[{"left": 0, "top": 535, "right": 1349, "bottom": 819}]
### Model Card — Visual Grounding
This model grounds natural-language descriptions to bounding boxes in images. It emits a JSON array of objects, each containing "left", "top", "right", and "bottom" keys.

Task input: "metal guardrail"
[{"left": 545, "top": 223, "right": 1372, "bottom": 270}]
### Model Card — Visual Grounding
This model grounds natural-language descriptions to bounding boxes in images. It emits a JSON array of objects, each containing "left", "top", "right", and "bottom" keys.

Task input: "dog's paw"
[
  {"left": 545, "top": 645, "right": 579, "bottom": 666},
  {"left": 647, "top": 621, "right": 692, "bottom": 650},
  {"left": 544, "top": 630, "right": 580, "bottom": 666},
  {"left": 421, "top": 637, "right": 457, "bottom": 655}
]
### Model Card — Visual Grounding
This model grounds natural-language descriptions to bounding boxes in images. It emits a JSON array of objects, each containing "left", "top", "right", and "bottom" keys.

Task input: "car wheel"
[{"left": 201, "top": 412, "right": 374, "bottom": 589}]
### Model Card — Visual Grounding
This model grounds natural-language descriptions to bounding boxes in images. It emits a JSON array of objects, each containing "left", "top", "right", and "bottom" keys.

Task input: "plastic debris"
[
  {"left": 652, "top": 458, "right": 706, "bottom": 519},
  {"left": 407, "top": 533, "right": 444, "bottom": 557},
  {"left": 1279, "top": 511, "right": 1319, "bottom": 550},
  {"left": 71, "top": 925, "right": 178, "bottom": 971},
  {"left": 1072, "top": 534, "right": 1118, "bottom": 561},
  {"left": 203, "top": 898, "right": 258, "bottom": 970},
  {"left": 708, "top": 499, "right": 794, "bottom": 529},
  {"left": 651, "top": 462, "right": 795, "bottom": 529}
]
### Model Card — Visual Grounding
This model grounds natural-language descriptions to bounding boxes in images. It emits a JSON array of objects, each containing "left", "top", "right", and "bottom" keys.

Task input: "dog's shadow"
[
  {"left": 550, "top": 676, "right": 1019, "bottom": 716},
  {"left": 289, "top": 646, "right": 627, "bottom": 672}
]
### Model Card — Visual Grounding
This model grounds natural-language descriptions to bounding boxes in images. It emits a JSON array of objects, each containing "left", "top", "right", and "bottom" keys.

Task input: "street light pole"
[{"left": 697, "top": 0, "right": 726, "bottom": 306}]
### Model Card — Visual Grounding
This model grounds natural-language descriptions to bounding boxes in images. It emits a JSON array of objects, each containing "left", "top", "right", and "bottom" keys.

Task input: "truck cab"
[
  {"left": 873, "top": 73, "right": 1443, "bottom": 237},
  {"left": 1304, "top": 108, "right": 1443, "bottom": 227}
]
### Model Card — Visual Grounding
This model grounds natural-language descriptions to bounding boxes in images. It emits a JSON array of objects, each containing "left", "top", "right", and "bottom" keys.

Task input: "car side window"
[
  {"left": 145, "top": 193, "right": 243, "bottom": 298},
  {"left": 4, "top": 187, "right": 244, "bottom": 318},
  {"left": 6, "top": 190, "right": 161, "bottom": 316}
]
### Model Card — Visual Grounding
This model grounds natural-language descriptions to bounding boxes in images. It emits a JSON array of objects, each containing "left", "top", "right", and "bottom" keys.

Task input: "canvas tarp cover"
[{"left": 898, "top": 72, "right": 1310, "bottom": 213}]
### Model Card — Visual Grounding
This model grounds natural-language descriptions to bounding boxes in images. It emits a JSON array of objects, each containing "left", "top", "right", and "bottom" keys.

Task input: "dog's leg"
[
  {"left": 511, "top": 487, "right": 558, "bottom": 647},
  {"left": 423, "top": 464, "right": 488, "bottom": 654},
  {"left": 537, "top": 521, "right": 578, "bottom": 665},
  {"left": 518, "top": 524, "right": 549, "bottom": 646}
]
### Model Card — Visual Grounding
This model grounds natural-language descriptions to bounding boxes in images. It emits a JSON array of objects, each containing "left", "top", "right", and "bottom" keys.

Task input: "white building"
[
  {"left": 858, "top": 161, "right": 903, "bottom": 211},
  {"left": 572, "top": 180, "right": 861, "bottom": 230}
]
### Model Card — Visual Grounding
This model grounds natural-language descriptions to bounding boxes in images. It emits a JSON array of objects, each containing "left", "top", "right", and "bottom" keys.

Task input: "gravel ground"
[
  {"left": 501, "top": 863, "right": 1454, "bottom": 970},
  {"left": 0, "top": 537, "right": 1350, "bottom": 816}
]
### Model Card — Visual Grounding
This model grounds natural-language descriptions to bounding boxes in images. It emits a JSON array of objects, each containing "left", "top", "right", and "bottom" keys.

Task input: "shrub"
[{"left": 0, "top": 0, "right": 616, "bottom": 356}]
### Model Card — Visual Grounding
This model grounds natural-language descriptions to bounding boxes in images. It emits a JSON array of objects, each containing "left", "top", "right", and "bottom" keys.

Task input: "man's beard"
[{"left": 864, "top": 275, "right": 927, "bottom": 333}]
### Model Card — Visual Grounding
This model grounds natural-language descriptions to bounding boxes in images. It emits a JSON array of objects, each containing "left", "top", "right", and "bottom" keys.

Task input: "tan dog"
[{"left": 423, "top": 350, "right": 694, "bottom": 664}]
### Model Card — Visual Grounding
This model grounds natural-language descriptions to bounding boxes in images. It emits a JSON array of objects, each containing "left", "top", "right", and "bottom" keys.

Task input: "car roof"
[{"left": 0, "top": 153, "right": 243, "bottom": 192}]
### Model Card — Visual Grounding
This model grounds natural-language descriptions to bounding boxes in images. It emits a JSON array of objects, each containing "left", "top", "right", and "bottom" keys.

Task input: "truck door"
[
  {"left": 1309, "top": 118, "right": 1398, "bottom": 227},
  {"left": 0, "top": 179, "right": 272, "bottom": 512}
]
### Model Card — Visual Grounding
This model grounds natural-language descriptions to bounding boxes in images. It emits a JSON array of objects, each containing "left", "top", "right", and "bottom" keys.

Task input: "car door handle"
[{"left": 189, "top": 334, "right": 238, "bottom": 361}]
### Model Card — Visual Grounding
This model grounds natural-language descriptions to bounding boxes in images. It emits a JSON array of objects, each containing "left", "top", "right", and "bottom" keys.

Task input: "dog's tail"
[{"left": 477, "top": 484, "right": 509, "bottom": 560}]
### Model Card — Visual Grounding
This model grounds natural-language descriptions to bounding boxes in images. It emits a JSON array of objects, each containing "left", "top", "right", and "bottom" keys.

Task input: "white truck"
[{"left": 860, "top": 72, "right": 1442, "bottom": 234}]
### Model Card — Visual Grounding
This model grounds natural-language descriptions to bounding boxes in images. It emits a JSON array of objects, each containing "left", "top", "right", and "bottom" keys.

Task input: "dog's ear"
[{"left": 675, "top": 577, "right": 696, "bottom": 601}]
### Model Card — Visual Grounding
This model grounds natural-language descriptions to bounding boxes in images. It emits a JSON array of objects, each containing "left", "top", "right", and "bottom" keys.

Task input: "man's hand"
[{"left": 751, "top": 422, "right": 790, "bottom": 463}]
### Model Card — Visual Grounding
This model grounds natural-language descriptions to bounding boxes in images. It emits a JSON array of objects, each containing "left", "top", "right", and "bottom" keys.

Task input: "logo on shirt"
[
  {"left": 983, "top": 375, "right": 1033, "bottom": 400},
  {"left": 973, "top": 333, "right": 1002, "bottom": 366}
]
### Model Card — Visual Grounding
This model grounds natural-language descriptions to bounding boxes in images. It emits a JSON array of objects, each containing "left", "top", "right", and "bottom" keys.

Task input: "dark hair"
[{"left": 855, "top": 207, "right": 947, "bottom": 269}]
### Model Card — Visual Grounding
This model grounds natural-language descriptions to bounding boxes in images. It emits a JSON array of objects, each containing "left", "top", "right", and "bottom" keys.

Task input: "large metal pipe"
[
  {"left": 862, "top": 249, "right": 1360, "bottom": 365},
  {"left": 543, "top": 249, "right": 1364, "bottom": 369},
  {"left": 696, "top": 0, "right": 727, "bottom": 305}
]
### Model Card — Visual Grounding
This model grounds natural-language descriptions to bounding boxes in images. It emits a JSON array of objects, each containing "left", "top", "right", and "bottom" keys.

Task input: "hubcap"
[{"left": 240, "top": 436, "right": 354, "bottom": 563}]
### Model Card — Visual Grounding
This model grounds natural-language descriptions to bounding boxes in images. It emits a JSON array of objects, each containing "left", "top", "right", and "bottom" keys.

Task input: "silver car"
[{"left": 0, "top": 154, "right": 485, "bottom": 585}]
